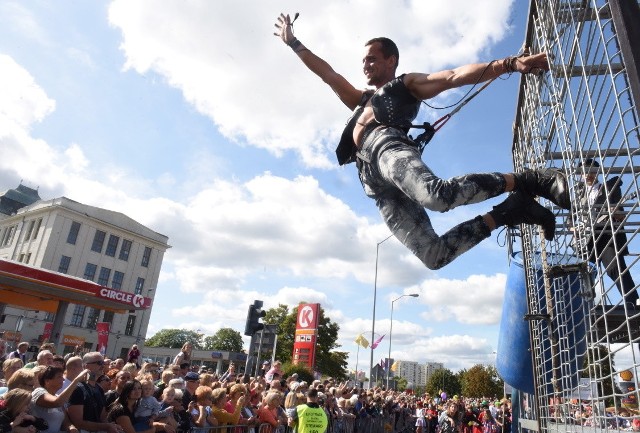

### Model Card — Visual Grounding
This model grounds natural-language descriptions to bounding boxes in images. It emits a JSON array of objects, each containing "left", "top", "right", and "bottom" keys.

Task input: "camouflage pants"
[{"left": 356, "top": 126, "right": 506, "bottom": 270}]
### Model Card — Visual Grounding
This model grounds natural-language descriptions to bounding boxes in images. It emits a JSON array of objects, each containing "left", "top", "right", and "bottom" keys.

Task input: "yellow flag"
[
  {"left": 354, "top": 334, "right": 369, "bottom": 348},
  {"left": 391, "top": 360, "right": 400, "bottom": 372}
]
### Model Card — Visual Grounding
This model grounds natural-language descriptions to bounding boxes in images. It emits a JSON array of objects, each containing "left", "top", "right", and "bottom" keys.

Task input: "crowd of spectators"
[{"left": 9, "top": 343, "right": 640, "bottom": 433}]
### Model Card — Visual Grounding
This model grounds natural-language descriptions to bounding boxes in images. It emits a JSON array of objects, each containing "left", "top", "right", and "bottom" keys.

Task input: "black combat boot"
[
  {"left": 513, "top": 168, "right": 571, "bottom": 210},
  {"left": 489, "top": 191, "right": 556, "bottom": 240}
]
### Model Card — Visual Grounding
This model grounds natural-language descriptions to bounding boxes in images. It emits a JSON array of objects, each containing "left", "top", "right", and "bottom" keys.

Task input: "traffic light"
[{"left": 244, "top": 300, "right": 266, "bottom": 336}]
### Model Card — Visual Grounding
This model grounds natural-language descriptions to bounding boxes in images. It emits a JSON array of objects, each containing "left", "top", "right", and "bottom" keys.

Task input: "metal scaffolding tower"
[{"left": 510, "top": 0, "right": 640, "bottom": 432}]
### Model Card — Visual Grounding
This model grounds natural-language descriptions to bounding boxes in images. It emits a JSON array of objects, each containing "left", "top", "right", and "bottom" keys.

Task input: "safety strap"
[{"left": 409, "top": 76, "right": 498, "bottom": 154}]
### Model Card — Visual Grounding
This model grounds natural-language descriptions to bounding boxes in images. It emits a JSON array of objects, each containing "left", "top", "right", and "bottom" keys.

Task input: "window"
[
  {"left": 125, "top": 315, "right": 136, "bottom": 336},
  {"left": 97, "top": 267, "right": 111, "bottom": 286},
  {"left": 31, "top": 218, "right": 42, "bottom": 240},
  {"left": 23, "top": 220, "right": 35, "bottom": 241},
  {"left": 70, "top": 305, "right": 86, "bottom": 327},
  {"left": 111, "top": 271, "right": 124, "bottom": 290},
  {"left": 84, "top": 263, "right": 97, "bottom": 281},
  {"left": 141, "top": 246, "right": 152, "bottom": 267},
  {"left": 86, "top": 308, "right": 100, "bottom": 329},
  {"left": 135, "top": 277, "right": 145, "bottom": 295},
  {"left": 91, "top": 230, "right": 106, "bottom": 253},
  {"left": 58, "top": 256, "right": 71, "bottom": 274},
  {"left": 102, "top": 311, "right": 114, "bottom": 324},
  {"left": 1, "top": 225, "right": 16, "bottom": 246},
  {"left": 118, "top": 239, "right": 132, "bottom": 261},
  {"left": 67, "top": 221, "right": 81, "bottom": 245},
  {"left": 105, "top": 234, "right": 120, "bottom": 257},
  {"left": 24, "top": 252, "right": 31, "bottom": 264}
]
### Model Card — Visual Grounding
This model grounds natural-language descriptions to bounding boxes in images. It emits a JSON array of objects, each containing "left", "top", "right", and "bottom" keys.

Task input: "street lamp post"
[
  {"left": 386, "top": 293, "right": 419, "bottom": 389},
  {"left": 370, "top": 235, "right": 392, "bottom": 389}
]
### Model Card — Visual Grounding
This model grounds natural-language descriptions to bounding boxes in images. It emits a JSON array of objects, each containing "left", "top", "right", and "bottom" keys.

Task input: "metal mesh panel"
[{"left": 510, "top": 1, "right": 640, "bottom": 432}]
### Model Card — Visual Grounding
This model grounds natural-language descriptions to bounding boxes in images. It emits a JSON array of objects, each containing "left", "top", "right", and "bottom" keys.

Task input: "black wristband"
[{"left": 289, "top": 39, "right": 302, "bottom": 51}]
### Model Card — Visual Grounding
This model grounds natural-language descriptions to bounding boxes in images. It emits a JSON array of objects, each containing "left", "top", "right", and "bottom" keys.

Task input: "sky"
[{"left": 4, "top": 0, "right": 629, "bottom": 375}]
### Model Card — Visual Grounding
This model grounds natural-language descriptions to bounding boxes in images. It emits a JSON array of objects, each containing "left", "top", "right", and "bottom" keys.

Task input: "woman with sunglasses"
[{"left": 31, "top": 366, "right": 90, "bottom": 433}]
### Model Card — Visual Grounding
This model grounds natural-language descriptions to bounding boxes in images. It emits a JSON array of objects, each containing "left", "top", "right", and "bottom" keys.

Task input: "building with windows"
[
  {"left": 0, "top": 186, "right": 169, "bottom": 359},
  {"left": 389, "top": 360, "right": 444, "bottom": 390}
]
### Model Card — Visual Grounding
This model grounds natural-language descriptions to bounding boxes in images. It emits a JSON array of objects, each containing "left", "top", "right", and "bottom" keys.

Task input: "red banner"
[
  {"left": 293, "top": 303, "right": 320, "bottom": 370},
  {"left": 97, "top": 322, "right": 110, "bottom": 355},
  {"left": 42, "top": 322, "right": 53, "bottom": 341}
]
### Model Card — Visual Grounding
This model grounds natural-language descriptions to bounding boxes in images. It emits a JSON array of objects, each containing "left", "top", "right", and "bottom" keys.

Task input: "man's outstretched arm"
[
  {"left": 405, "top": 53, "right": 550, "bottom": 100},
  {"left": 274, "top": 13, "right": 363, "bottom": 110}
]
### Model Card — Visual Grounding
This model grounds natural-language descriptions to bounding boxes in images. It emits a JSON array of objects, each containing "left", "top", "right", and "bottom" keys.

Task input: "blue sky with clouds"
[{"left": 1, "top": 0, "right": 556, "bottom": 373}]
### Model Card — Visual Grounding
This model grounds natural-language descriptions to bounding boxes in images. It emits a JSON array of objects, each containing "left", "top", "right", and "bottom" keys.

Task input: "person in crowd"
[
  {"left": 5, "top": 369, "right": 36, "bottom": 393},
  {"left": 59, "top": 356, "right": 84, "bottom": 393},
  {"left": 7, "top": 343, "right": 29, "bottom": 365},
  {"left": 223, "top": 384, "right": 246, "bottom": 414},
  {"left": 479, "top": 407, "right": 501, "bottom": 433},
  {"left": 52, "top": 356, "right": 65, "bottom": 369},
  {"left": 24, "top": 350, "right": 53, "bottom": 369},
  {"left": 133, "top": 379, "right": 175, "bottom": 432},
  {"left": 240, "top": 390, "right": 259, "bottom": 433},
  {"left": 106, "top": 370, "right": 134, "bottom": 407},
  {"left": 219, "top": 364, "right": 236, "bottom": 383},
  {"left": 259, "top": 361, "right": 270, "bottom": 378},
  {"left": 30, "top": 365, "right": 90, "bottom": 433},
  {"left": 172, "top": 344, "right": 192, "bottom": 367},
  {"left": 107, "top": 380, "right": 174, "bottom": 433},
  {"left": 257, "top": 392, "right": 284, "bottom": 432},
  {"left": 127, "top": 346, "right": 141, "bottom": 369},
  {"left": 288, "top": 388, "right": 328, "bottom": 433},
  {"left": 168, "top": 388, "right": 191, "bottom": 433},
  {"left": 189, "top": 386, "right": 217, "bottom": 431},
  {"left": 574, "top": 158, "right": 639, "bottom": 306},
  {"left": 439, "top": 401, "right": 459, "bottom": 433},
  {"left": 97, "top": 374, "right": 113, "bottom": 395},
  {"left": 154, "top": 370, "right": 175, "bottom": 400},
  {"left": 0, "top": 389, "right": 39, "bottom": 433},
  {"left": 67, "top": 352, "right": 121, "bottom": 433},
  {"left": 0, "top": 359, "right": 23, "bottom": 388},
  {"left": 121, "top": 363, "right": 139, "bottom": 379},
  {"left": 198, "top": 374, "right": 214, "bottom": 388},
  {"left": 264, "top": 362, "right": 282, "bottom": 382},
  {"left": 182, "top": 372, "right": 200, "bottom": 407},
  {"left": 137, "top": 363, "right": 160, "bottom": 383},
  {"left": 210, "top": 387, "right": 244, "bottom": 433}
]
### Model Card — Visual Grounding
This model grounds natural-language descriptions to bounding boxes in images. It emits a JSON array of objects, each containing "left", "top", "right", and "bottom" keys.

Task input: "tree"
[
  {"left": 582, "top": 344, "right": 620, "bottom": 406},
  {"left": 145, "top": 329, "right": 203, "bottom": 349},
  {"left": 461, "top": 364, "right": 503, "bottom": 398},
  {"left": 426, "top": 368, "right": 461, "bottom": 397},
  {"left": 204, "top": 328, "right": 244, "bottom": 352},
  {"left": 263, "top": 303, "right": 348, "bottom": 379}
]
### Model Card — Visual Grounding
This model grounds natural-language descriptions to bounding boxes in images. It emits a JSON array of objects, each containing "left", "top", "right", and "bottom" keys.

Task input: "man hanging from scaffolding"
[{"left": 274, "top": 13, "right": 572, "bottom": 270}]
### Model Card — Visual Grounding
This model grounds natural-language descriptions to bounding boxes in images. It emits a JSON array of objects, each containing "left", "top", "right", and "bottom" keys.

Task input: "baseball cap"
[{"left": 184, "top": 372, "right": 200, "bottom": 381}]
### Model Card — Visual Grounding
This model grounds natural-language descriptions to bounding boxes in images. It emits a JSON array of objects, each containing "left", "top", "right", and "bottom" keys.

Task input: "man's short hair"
[
  {"left": 365, "top": 37, "right": 399, "bottom": 69},
  {"left": 307, "top": 388, "right": 319, "bottom": 398},
  {"left": 17, "top": 342, "right": 29, "bottom": 349}
]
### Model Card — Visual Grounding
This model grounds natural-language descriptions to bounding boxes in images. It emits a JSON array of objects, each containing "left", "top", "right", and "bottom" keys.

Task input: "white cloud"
[
  {"left": 415, "top": 273, "right": 507, "bottom": 325},
  {"left": 107, "top": 0, "right": 514, "bottom": 168}
]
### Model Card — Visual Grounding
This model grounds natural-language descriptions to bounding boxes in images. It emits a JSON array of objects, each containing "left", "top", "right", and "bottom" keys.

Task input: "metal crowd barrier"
[{"left": 187, "top": 412, "right": 415, "bottom": 433}]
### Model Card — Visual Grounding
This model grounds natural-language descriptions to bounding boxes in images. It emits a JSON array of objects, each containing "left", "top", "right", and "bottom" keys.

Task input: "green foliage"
[
  {"left": 426, "top": 368, "right": 461, "bottom": 397},
  {"left": 582, "top": 345, "right": 620, "bottom": 406},
  {"left": 282, "top": 363, "right": 315, "bottom": 384},
  {"left": 396, "top": 376, "right": 408, "bottom": 391},
  {"left": 461, "top": 364, "right": 503, "bottom": 398},
  {"left": 145, "top": 329, "right": 203, "bottom": 349},
  {"left": 203, "top": 328, "right": 244, "bottom": 352},
  {"left": 263, "top": 303, "right": 347, "bottom": 379}
]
